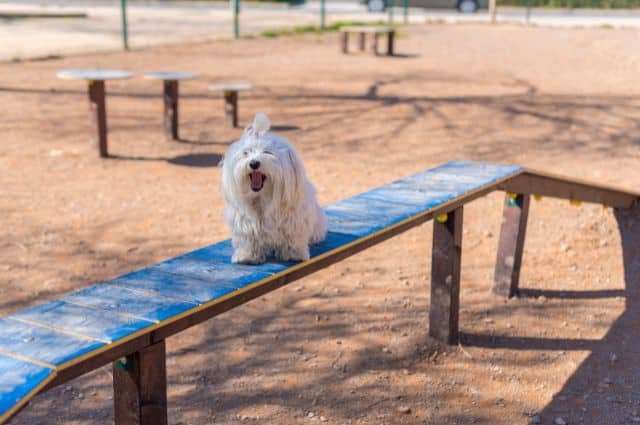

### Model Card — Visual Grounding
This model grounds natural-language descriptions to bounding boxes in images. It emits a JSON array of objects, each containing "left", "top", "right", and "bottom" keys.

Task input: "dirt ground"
[{"left": 1, "top": 23, "right": 640, "bottom": 425}]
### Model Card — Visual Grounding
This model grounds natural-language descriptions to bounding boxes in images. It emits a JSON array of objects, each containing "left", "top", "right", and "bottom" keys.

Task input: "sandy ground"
[{"left": 1, "top": 23, "right": 640, "bottom": 425}]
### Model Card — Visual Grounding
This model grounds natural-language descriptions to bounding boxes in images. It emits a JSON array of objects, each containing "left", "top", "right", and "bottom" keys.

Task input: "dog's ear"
[
  {"left": 253, "top": 113, "right": 271, "bottom": 135},
  {"left": 245, "top": 113, "right": 271, "bottom": 136}
]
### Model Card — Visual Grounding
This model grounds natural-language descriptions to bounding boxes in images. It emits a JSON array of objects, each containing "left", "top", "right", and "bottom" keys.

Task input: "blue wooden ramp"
[{"left": 0, "top": 161, "right": 523, "bottom": 423}]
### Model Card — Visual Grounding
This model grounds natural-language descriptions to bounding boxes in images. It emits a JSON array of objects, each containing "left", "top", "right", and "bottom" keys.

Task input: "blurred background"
[{"left": 2, "top": 0, "right": 640, "bottom": 62}]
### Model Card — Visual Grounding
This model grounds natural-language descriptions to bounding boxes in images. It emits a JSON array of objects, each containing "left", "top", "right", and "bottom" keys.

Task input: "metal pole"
[
  {"left": 489, "top": 0, "right": 496, "bottom": 23},
  {"left": 234, "top": 0, "right": 239, "bottom": 38},
  {"left": 403, "top": 0, "right": 408, "bottom": 23},
  {"left": 525, "top": 0, "right": 532, "bottom": 24},
  {"left": 120, "top": 0, "right": 129, "bottom": 50},
  {"left": 320, "top": 0, "right": 326, "bottom": 29},
  {"left": 388, "top": 0, "right": 394, "bottom": 24}
]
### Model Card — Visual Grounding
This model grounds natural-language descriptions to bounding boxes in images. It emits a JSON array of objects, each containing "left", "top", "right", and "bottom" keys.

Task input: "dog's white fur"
[{"left": 221, "top": 113, "right": 327, "bottom": 264}]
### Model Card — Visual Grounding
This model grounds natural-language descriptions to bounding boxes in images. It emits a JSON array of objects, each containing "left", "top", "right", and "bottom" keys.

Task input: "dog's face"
[
  {"left": 232, "top": 136, "right": 280, "bottom": 197},
  {"left": 222, "top": 133, "right": 305, "bottom": 209}
]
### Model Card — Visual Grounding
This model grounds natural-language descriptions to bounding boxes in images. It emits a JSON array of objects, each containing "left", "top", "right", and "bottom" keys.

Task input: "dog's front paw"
[{"left": 232, "top": 249, "right": 266, "bottom": 264}]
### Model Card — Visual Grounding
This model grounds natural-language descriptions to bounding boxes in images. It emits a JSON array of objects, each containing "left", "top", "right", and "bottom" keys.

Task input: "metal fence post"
[
  {"left": 489, "top": 0, "right": 496, "bottom": 23},
  {"left": 321, "top": 0, "right": 326, "bottom": 29},
  {"left": 234, "top": 0, "right": 240, "bottom": 38},
  {"left": 403, "top": 0, "right": 408, "bottom": 23},
  {"left": 121, "top": 0, "right": 129, "bottom": 50},
  {"left": 388, "top": 0, "right": 395, "bottom": 24}
]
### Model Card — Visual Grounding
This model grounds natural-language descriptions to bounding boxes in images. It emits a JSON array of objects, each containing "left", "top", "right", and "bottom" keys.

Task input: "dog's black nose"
[{"left": 249, "top": 160, "right": 260, "bottom": 170}]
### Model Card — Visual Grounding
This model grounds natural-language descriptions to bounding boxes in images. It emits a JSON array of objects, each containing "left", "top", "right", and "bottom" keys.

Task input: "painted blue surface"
[
  {"left": 0, "top": 354, "right": 52, "bottom": 420},
  {"left": 10, "top": 301, "right": 153, "bottom": 343},
  {"left": 309, "top": 231, "right": 360, "bottom": 258},
  {"left": 63, "top": 284, "right": 197, "bottom": 324},
  {"left": 111, "top": 268, "right": 241, "bottom": 304},
  {"left": 325, "top": 195, "right": 424, "bottom": 237},
  {"left": 153, "top": 253, "right": 274, "bottom": 289},
  {"left": 326, "top": 161, "right": 522, "bottom": 237},
  {"left": 185, "top": 240, "right": 295, "bottom": 274},
  {"left": 0, "top": 319, "right": 103, "bottom": 366}
]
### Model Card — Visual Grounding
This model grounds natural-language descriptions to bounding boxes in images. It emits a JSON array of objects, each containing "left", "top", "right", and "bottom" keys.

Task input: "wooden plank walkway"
[{"left": 0, "top": 160, "right": 637, "bottom": 424}]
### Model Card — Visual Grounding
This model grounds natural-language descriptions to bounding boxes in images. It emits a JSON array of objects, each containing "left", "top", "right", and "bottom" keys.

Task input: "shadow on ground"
[{"left": 108, "top": 152, "right": 222, "bottom": 167}]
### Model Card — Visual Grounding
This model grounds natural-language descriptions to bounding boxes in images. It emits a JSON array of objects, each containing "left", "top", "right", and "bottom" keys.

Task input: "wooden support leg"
[
  {"left": 341, "top": 32, "right": 349, "bottom": 53},
  {"left": 358, "top": 32, "right": 366, "bottom": 51},
  {"left": 429, "top": 207, "right": 463, "bottom": 345},
  {"left": 88, "top": 80, "right": 108, "bottom": 158},
  {"left": 113, "top": 340, "right": 168, "bottom": 425},
  {"left": 223, "top": 90, "right": 239, "bottom": 128},
  {"left": 371, "top": 33, "right": 379, "bottom": 55},
  {"left": 163, "top": 80, "right": 179, "bottom": 141},
  {"left": 493, "top": 193, "right": 530, "bottom": 298},
  {"left": 387, "top": 31, "right": 395, "bottom": 56}
]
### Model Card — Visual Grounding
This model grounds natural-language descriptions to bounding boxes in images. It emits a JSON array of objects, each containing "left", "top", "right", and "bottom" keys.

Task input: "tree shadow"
[
  {"left": 534, "top": 203, "right": 640, "bottom": 424},
  {"left": 517, "top": 288, "right": 626, "bottom": 299}
]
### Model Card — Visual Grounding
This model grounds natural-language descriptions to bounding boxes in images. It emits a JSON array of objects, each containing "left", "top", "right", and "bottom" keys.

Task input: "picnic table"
[{"left": 57, "top": 69, "right": 134, "bottom": 158}]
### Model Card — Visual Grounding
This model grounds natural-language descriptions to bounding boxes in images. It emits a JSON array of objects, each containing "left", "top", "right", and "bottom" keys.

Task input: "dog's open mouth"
[{"left": 249, "top": 171, "right": 267, "bottom": 192}]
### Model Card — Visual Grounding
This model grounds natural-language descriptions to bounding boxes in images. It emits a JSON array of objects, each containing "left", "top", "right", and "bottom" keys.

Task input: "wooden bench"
[
  {"left": 340, "top": 26, "right": 396, "bottom": 56},
  {"left": 1, "top": 160, "right": 638, "bottom": 424}
]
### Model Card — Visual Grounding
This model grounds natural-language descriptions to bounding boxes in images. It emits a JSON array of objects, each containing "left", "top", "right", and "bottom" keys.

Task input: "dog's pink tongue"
[{"left": 250, "top": 172, "right": 263, "bottom": 190}]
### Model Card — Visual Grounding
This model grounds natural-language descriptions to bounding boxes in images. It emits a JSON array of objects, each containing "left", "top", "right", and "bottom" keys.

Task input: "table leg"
[
  {"left": 371, "top": 33, "right": 379, "bottom": 56},
  {"left": 113, "top": 340, "right": 168, "bottom": 425},
  {"left": 387, "top": 31, "right": 395, "bottom": 56},
  {"left": 224, "top": 90, "right": 239, "bottom": 128},
  {"left": 163, "top": 80, "right": 179, "bottom": 141},
  {"left": 429, "top": 208, "right": 463, "bottom": 344},
  {"left": 493, "top": 193, "right": 530, "bottom": 298},
  {"left": 88, "top": 80, "right": 108, "bottom": 158},
  {"left": 341, "top": 31, "right": 349, "bottom": 54}
]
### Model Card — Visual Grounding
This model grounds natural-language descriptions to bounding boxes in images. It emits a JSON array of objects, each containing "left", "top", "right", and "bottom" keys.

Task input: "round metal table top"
[
  {"left": 57, "top": 69, "right": 134, "bottom": 81},
  {"left": 143, "top": 71, "right": 198, "bottom": 81},
  {"left": 208, "top": 82, "right": 253, "bottom": 92}
]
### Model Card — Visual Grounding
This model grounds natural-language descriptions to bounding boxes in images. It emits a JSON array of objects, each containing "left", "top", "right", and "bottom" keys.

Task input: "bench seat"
[{"left": 0, "top": 160, "right": 524, "bottom": 423}]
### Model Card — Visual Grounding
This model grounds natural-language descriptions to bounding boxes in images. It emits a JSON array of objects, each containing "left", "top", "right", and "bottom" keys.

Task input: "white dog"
[{"left": 221, "top": 113, "right": 327, "bottom": 264}]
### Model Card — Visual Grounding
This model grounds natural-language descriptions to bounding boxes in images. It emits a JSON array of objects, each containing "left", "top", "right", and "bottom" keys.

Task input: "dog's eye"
[
  {"left": 263, "top": 150, "right": 274, "bottom": 156},
  {"left": 243, "top": 151, "right": 248, "bottom": 156}
]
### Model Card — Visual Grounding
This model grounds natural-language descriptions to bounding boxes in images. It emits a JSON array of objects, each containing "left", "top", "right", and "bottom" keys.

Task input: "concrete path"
[{"left": 1, "top": 0, "right": 640, "bottom": 62}]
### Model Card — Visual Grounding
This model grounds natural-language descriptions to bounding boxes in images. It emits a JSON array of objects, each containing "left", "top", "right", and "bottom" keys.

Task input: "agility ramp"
[{"left": 0, "top": 160, "right": 637, "bottom": 424}]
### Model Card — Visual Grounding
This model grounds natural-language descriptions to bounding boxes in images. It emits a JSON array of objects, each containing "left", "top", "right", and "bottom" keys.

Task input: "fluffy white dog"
[{"left": 221, "top": 113, "right": 327, "bottom": 264}]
